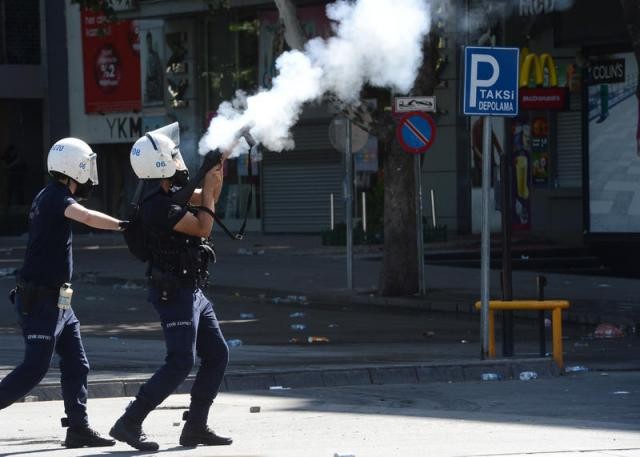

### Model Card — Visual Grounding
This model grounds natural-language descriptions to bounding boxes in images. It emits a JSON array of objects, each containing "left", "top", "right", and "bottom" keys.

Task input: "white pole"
[
  {"left": 480, "top": 116, "right": 492, "bottom": 359},
  {"left": 345, "top": 119, "right": 353, "bottom": 290},
  {"left": 430, "top": 189, "right": 437, "bottom": 228},
  {"left": 414, "top": 154, "right": 426, "bottom": 295},
  {"left": 330, "top": 193, "right": 335, "bottom": 230},
  {"left": 362, "top": 192, "right": 367, "bottom": 233}
]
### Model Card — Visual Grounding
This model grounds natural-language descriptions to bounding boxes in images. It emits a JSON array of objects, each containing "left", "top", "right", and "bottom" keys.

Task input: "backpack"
[{"left": 123, "top": 181, "right": 152, "bottom": 262}]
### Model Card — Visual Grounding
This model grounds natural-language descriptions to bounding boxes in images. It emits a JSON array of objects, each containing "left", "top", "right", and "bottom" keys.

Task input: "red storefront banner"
[
  {"left": 519, "top": 87, "right": 569, "bottom": 111},
  {"left": 81, "top": 9, "right": 141, "bottom": 113}
]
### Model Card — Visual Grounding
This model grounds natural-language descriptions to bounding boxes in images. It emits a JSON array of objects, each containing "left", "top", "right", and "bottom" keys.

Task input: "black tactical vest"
[{"left": 145, "top": 212, "right": 215, "bottom": 287}]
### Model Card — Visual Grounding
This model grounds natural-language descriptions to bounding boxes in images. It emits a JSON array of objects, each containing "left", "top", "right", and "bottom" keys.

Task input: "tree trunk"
[
  {"left": 379, "top": 28, "right": 439, "bottom": 296},
  {"left": 273, "top": 0, "right": 383, "bottom": 136},
  {"left": 273, "top": 0, "right": 306, "bottom": 50},
  {"left": 380, "top": 141, "right": 419, "bottom": 295}
]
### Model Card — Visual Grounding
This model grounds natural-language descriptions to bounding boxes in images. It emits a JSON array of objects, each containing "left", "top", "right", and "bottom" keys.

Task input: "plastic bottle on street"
[
  {"left": 227, "top": 339, "right": 243, "bottom": 347},
  {"left": 481, "top": 373, "right": 501, "bottom": 381},
  {"left": 290, "top": 324, "right": 306, "bottom": 331},
  {"left": 565, "top": 365, "right": 588, "bottom": 373},
  {"left": 519, "top": 371, "right": 538, "bottom": 381},
  {"left": 240, "top": 313, "right": 256, "bottom": 319}
]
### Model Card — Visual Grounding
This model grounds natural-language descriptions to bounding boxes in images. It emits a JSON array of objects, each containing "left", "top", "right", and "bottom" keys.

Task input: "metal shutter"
[
  {"left": 262, "top": 124, "right": 344, "bottom": 233},
  {"left": 556, "top": 93, "right": 583, "bottom": 188}
]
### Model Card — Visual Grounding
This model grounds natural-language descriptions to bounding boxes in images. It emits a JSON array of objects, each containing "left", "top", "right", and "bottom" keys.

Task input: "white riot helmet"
[
  {"left": 130, "top": 122, "right": 187, "bottom": 181},
  {"left": 47, "top": 137, "right": 98, "bottom": 185}
]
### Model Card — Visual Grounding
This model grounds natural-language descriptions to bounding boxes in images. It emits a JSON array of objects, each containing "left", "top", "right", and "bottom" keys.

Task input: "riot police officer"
[
  {"left": 0, "top": 138, "right": 128, "bottom": 448},
  {"left": 110, "top": 124, "right": 232, "bottom": 451}
]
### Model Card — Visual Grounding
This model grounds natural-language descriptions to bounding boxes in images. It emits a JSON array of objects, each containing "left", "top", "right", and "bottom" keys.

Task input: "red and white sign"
[
  {"left": 396, "top": 112, "right": 436, "bottom": 154},
  {"left": 81, "top": 9, "right": 141, "bottom": 113},
  {"left": 519, "top": 87, "right": 569, "bottom": 111}
]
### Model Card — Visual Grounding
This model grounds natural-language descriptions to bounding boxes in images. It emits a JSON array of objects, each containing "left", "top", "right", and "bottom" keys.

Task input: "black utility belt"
[
  {"left": 17, "top": 282, "right": 59, "bottom": 300},
  {"left": 148, "top": 277, "right": 206, "bottom": 290},
  {"left": 13, "top": 281, "right": 63, "bottom": 315}
]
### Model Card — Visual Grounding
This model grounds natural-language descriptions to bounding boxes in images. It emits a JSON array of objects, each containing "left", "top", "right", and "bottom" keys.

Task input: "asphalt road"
[
  {"left": 0, "top": 372, "right": 638, "bottom": 457},
  {"left": 1, "top": 270, "right": 639, "bottom": 372}
]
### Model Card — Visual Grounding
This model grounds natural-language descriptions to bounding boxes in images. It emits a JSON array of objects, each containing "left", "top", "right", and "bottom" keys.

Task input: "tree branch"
[{"left": 272, "top": 0, "right": 390, "bottom": 140}]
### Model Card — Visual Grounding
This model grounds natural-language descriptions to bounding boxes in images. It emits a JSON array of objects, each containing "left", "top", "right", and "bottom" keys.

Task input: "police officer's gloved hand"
[
  {"left": 201, "top": 149, "right": 223, "bottom": 173},
  {"left": 118, "top": 220, "right": 130, "bottom": 232}
]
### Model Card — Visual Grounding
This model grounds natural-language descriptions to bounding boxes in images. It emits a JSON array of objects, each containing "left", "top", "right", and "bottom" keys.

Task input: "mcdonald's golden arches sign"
[{"left": 519, "top": 49, "right": 569, "bottom": 111}]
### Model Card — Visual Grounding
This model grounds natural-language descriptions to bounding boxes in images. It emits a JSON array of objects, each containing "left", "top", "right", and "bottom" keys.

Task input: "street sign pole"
[
  {"left": 500, "top": 141, "right": 514, "bottom": 356},
  {"left": 345, "top": 118, "right": 354, "bottom": 290},
  {"left": 480, "top": 115, "right": 492, "bottom": 359},
  {"left": 463, "top": 46, "right": 519, "bottom": 361},
  {"left": 414, "top": 154, "right": 426, "bottom": 294}
]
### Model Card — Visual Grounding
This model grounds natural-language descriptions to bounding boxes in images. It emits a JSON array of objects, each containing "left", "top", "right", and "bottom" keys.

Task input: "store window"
[{"left": 0, "top": 99, "right": 44, "bottom": 234}]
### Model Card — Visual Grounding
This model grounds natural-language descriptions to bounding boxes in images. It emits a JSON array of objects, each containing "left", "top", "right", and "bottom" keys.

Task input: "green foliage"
[
  {"left": 229, "top": 20, "right": 260, "bottom": 34},
  {"left": 320, "top": 222, "right": 447, "bottom": 246},
  {"left": 321, "top": 223, "right": 380, "bottom": 246},
  {"left": 423, "top": 223, "right": 448, "bottom": 243},
  {"left": 208, "top": 0, "right": 230, "bottom": 11}
]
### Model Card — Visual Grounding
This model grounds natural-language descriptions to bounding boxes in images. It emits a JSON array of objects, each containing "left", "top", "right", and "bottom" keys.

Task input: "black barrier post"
[
  {"left": 536, "top": 275, "right": 547, "bottom": 357},
  {"left": 500, "top": 147, "right": 514, "bottom": 357}
]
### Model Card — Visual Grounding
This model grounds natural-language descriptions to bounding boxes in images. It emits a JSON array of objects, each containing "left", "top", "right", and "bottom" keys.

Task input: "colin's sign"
[{"left": 589, "top": 59, "right": 626, "bottom": 85}]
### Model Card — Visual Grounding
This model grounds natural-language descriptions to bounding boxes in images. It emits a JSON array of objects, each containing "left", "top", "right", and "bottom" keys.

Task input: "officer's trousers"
[
  {"left": 0, "top": 295, "right": 90, "bottom": 427},
  {"left": 125, "top": 287, "right": 229, "bottom": 426}
]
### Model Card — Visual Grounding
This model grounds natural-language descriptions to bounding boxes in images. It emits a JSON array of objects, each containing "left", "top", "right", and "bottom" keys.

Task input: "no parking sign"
[{"left": 396, "top": 112, "right": 436, "bottom": 154}]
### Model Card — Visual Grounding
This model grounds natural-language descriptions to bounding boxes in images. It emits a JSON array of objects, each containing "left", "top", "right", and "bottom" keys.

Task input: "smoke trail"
[{"left": 199, "top": 0, "right": 431, "bottom": 156}]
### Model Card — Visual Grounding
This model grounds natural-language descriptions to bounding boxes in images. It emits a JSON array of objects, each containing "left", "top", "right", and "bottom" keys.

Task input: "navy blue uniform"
[
  {"left": 123, "top": 188, "right": 228, "bottom": 427},
  {"left": 0, "top": 182, "right": 90, "bottom": 427}
]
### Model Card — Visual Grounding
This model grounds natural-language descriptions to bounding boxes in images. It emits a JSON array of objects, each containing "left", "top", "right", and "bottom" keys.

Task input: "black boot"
[
  {"left": 63, "top": 426, "right": 116, "bottom": 448},
  {"left": 109, "top": 415, "right": 159, "bottom": 451},
  {"left": 179, "top": 422, "right": 232, "bottom": 447}
]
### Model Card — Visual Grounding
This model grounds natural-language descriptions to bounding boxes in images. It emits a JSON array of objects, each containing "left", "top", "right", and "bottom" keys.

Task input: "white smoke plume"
[{"left": 199, "top": 0, "right": 431, "bottom": 156}]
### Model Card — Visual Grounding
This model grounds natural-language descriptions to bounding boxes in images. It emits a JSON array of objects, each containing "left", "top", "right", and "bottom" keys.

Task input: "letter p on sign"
[
  {"left": 470, "top": 55, "right": 500, "bottom": 108},
  {"left": 463, "top": 46, "right": 519, "bottom": 117}
]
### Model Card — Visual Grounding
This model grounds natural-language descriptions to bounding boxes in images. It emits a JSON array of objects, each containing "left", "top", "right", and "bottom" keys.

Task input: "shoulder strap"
[
  {"left": 127, "top": 180, "right": 146, "bottom": 219},
  {"left": 203, "top": 152, "right": 254, "bottom": 241}
]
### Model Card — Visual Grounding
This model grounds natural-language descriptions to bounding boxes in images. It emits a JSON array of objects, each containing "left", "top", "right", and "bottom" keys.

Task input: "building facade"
[
  {"left": 461, "top": 0, "right": 635, "bottom": 254},
  {"left": 60, "top": 0, "right": 637, "bottom": 262},
  {"left": 0, "top": 0, "right": 66, "bottom": 234}
]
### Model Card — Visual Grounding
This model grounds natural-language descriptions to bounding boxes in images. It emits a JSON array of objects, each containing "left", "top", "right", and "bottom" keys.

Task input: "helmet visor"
[
  {"left": 171, "top": 147, "right": 187, "bottom": 171},
  {"left": 151, "top": 122, "right": 180, "bottom": 147},
  {"left": 89, "top": 153, "right": 99, "bottom": 185}
]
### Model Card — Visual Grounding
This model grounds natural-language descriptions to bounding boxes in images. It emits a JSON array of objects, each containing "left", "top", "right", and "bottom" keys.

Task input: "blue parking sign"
[{"left": 463, "top": 47, "right": 520, "bottom": 117}]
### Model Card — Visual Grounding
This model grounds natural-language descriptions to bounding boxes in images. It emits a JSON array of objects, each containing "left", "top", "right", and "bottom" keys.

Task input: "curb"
[{"left": 21, "top": 358, "right": 560, "bottom": 403}]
